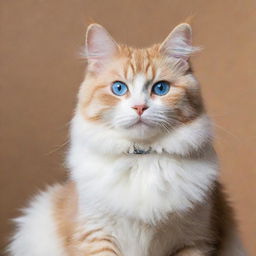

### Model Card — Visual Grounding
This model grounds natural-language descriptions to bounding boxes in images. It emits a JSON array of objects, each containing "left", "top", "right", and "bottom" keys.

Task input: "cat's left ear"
[{"left": 160, "top": 23, "right": 199, "bottom": 60}]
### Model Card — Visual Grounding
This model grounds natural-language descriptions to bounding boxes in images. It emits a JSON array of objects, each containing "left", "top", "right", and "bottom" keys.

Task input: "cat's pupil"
[
  {"left": 117, "top": 85, "right": 121, "bottom": 91},
  {"left": 158, "top": 84, "right": 163, "bottom": 91}
]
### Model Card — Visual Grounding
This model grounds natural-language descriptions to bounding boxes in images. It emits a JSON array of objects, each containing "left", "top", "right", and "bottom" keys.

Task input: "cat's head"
[{"left": 77, "top": 23, "right": 204, "bottom": 142}]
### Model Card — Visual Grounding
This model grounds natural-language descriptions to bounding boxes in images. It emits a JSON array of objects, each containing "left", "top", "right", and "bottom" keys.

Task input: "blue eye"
[
  {"left": 152, "top": 81, "right": 170, "bottom": 96},
  {"left": 111, "top": 81, "right": 128, "bottom": 96}
]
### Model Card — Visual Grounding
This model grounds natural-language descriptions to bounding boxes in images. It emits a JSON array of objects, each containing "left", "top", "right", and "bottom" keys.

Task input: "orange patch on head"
[
  {"left": 97, "top": 93, "right": 119, "bottom": 106},
  {"left": 79, "top": 81, "right": 121, "bottom": 122},
  {"left": 160, "top": 83, "right": 204, "bottom": 124},
  {"left": 162, "top": 86, "right": 186, "bottom": 106},
  {"left": 117, "top": 44, "right": 161, "bottom": 81},
  {"left": 81, "top": 84, "right": 108, "bottom": 109}
]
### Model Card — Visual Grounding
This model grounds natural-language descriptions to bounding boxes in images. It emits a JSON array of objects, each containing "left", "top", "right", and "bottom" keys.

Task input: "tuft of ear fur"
[
  {"left": 85, "top": 24, "right": 119, "bottom": 72},
  {"left": 160, "top": 23, "right": 200, "bottom": 60}
]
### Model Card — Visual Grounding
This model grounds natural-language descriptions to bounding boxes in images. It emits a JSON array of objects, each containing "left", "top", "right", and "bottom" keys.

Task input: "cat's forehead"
[
  {"left": 119, "top": 45, "right": 161, "bottom": 81},
  {"left": 116, "top": 45, "right": 183, "bottom": 83}
]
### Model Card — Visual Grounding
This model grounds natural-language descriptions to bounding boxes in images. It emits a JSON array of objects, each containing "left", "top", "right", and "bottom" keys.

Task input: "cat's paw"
[{"left": 173, "top": 247, "right": 205, "bottom": 256}]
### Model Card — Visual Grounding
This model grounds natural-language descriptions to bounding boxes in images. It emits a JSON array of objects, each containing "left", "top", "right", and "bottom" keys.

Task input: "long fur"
[{"left": 7, "top": 23, "right": 247, "bottom": 256}]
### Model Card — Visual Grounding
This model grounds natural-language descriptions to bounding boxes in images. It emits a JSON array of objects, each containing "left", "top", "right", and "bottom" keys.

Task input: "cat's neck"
[{"left": 67, "top": 112, "right": 218, "bottom": 223}]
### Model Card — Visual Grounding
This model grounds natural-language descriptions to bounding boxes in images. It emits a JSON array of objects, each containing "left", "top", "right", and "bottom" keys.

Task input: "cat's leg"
[
  {"left": 172, "top": 247, "right": 208, "bottom": 256},
  {"left": 173, "top": 232, "right": 247, "bottom": 256},
  {"left": 67, "top": 227, "right": 121, "bottom": 256},
  {"left": 172, "top": 229, "right": 247, "bottom": 256},
  {"left": 52, "top": 183, "right": 122, "bottom": 256},
  {"left": 174, "top": 248, "right": 205, "bottom": 256}
]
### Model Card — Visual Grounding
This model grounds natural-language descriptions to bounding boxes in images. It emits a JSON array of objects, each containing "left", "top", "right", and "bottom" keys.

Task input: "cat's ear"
[
  {"left": 85, "top": 24, "right": 118, "bottom": 72},
  {"left": 160, "top": 23, "right": 199, "bottom": 60}
]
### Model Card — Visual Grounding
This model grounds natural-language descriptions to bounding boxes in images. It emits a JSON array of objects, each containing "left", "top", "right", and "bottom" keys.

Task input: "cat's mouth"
[
  {"left": 117, "top": 115, "right": 159, "bottom": 131},
  {"left": 127, "top": 117, "right": 153, "bottom": 128}
]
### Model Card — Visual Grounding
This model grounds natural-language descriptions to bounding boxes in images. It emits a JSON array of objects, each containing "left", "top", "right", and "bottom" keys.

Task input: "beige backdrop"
[{"left": 1, "top": 0, "right": 255, "bottom": 255}]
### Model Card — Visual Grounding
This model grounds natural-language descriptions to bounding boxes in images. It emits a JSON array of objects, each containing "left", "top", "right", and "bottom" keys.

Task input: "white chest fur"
[
  {"left": 68, "top": 113, "right": 218, "bottom": 223},
  {"left": 67, "top": 113, "right": 218, "bottom": 255},
  {"left": 69, "top": 145, "right": 218, "bottom": 223}
]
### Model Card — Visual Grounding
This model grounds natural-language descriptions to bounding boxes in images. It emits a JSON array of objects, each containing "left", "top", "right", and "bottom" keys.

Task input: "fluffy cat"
[{"left": 7, "top": 23, "right": 247, "bottom": 256}]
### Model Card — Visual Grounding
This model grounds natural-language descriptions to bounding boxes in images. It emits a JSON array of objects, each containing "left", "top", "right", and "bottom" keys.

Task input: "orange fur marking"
[
  {"left": 53, "top": 183, "right": 121, "bottom": 256},
  {"left": 79, "top": 40, "right": 203, "bottom": 127},
  {"left": 89, "top": 247, "right": 119, "bottom": 255},
  {"left": 97, "top": 93, "right": 119, "bottom": 106},
  {"left": 53, "top": 182, "right": 78, "bottom": 247},
  {"left": 79, "top": 228, "right": 102, "bottom": 242},
  {"left": 82, "top": 84, "right": 107, "bottom": 109}
]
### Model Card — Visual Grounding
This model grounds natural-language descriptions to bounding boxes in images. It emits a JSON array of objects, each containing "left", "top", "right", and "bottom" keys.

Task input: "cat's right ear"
[
  {"left": 85, "top": 24, "right": 119, "bottom": 73},
  {"left": 159, "top": 23, "right": 199, "bottom": 61}
]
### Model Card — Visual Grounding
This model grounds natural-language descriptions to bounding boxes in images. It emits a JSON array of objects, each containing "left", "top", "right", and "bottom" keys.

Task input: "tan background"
[{"left": 1, "top": 0, "right": 255, "bottom": 255}]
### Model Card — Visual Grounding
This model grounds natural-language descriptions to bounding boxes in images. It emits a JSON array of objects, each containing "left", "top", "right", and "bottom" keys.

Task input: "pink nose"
[{"left": 132, "top": 105, "right": 148, "bottom": 116}]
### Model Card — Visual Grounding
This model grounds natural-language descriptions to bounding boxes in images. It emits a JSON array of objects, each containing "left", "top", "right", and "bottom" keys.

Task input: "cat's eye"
[
  {"left": 152, "top": 81, "right": 170, "bottom": 96},
  {"left": 111, "top": 81, "right": 128, "bottom": 96}
]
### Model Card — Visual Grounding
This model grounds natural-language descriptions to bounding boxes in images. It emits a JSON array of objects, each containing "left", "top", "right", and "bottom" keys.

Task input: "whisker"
[
  {"left": 213, "top": 123, "right": 239, "bottom": 141},
  {"left": 46, "top": 138, "right": 70, "bottom": 155}
]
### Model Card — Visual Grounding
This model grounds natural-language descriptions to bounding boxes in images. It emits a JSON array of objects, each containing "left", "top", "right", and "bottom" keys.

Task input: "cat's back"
[{"left": 7, "top": 182, "right": 77, "bottom": 256}]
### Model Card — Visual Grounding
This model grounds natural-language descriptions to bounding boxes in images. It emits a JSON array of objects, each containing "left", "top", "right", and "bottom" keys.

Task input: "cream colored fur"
[{"left": 7, "top": 23, "right": 247, "bottom": 256}]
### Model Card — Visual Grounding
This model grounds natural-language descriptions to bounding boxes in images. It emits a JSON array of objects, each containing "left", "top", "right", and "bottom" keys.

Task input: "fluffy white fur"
[
  {"left": 7, "top": 185, "right": 67, "bottom": 256},
  {"left": 65, "top": 110, "right": 222, "bottom": 256},
  {"left": 7, "top": 102, "right": 247, "bottom": 256},
  {"left": 8, "top": 112, "right": 221, "bottom": 256},
  {"left": 68, "top": 112, "right": 218, "bottom": 223},
  {"left": 8, "top": 23, "right": 247, "bottom": 256}
]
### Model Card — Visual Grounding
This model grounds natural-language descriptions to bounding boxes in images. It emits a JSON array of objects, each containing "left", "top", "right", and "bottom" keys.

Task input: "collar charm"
[{"left": 131, "top": 145, "right": 152, "bottom": 155}]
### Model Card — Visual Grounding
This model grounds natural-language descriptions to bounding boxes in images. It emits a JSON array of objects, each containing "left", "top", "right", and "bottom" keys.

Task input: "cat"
[{"left": 7, "top": 23, "right": 247, "bottom": 256}]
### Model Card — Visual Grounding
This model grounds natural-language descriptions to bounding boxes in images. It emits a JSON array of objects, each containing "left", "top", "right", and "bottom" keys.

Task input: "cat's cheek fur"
[
  {"left": 68, "top": 111, "right": 212, "bottom": 157},
  {"left": 151, "top": 114, "right": 213, "bottom": 155}
]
